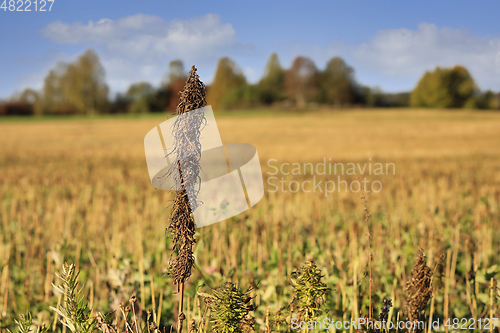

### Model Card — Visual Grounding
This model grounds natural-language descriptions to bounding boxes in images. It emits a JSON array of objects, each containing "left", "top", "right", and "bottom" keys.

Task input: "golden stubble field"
[
  {"left": 1, "top": 109, "right": 499, "bottom": 160},
  {"left": 0, "top": 109, "right": 499, "bottom": 332}
]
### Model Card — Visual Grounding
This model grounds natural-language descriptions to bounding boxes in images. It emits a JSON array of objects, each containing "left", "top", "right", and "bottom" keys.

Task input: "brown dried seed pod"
[
  {"left": 405, "top": 248, "right": 433, "bottom": 333},
  {"left": 166, "top": 65, "right": 207, "bottom": 287},
  {"left": 165, "top": 65, "right": 207, "bottom": 333}
]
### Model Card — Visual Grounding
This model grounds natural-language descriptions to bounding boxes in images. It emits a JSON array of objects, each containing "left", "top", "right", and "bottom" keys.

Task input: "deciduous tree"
[
  {"left": 36, "top": 50, "right": 109, "bottom": 115},
  {"left": 60, "top": 50, "right": 109, "bottom": 114},
  {"left": 411, "top": 65, "right": 478, "bottom": 109},
  {"left": 126, "top": 82, "right": 154, "bottom": 113},
  {"left": 284, "top": 56, "right": 319, "bottom": 107},
  {"left": 207, "top": 57, "right": 246, "bottom": 109},
  {"left": 321, "top": 57, "right": 356, "bottom": 107},
  {"left": 259, "top": 53, "right": 285, "bottom": 104}
]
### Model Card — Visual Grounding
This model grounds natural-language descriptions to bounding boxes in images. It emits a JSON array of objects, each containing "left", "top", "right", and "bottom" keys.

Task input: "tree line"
[{"left": 1, "top": 49, "right": 499, "bottom": 115}]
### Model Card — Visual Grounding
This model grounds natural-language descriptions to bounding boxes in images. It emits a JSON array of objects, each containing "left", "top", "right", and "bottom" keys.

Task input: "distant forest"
[{"left": 1, "top": 49, "right": 499, "bottom": 115}]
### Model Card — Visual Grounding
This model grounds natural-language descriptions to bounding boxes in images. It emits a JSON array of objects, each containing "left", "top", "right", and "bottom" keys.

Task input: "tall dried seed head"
[
  {"left": 166, "top": 65, "right": 207, "bottom": 287},
  {"left": 405, "top": 248, "right": 433, "bottom": 331}
]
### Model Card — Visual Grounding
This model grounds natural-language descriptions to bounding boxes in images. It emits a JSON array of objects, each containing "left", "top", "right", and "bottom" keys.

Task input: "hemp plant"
[
  {"left": 289, "top": 261, "right": 330, "bottom": 321},
  {"left": 49, "top": 263, "right": 97, "bottom": 333},
  {"left": 270, "top": 261, "right": 330, "bottom": 331},
  {"left": 7, "top": 312, "right": 49, "bottom": 333},
  {"left": 165, "top": 65, "right": 207, "bottom": 332},
  {"left": 197, "top": 282, "right": 255, "bottom": 333}
]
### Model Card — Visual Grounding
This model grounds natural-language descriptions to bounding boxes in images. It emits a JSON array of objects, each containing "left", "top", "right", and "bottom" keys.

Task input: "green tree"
[
  {"left": 126, "top": 82, "right": 154, "bottom": 102},
  {"left": 60, "top": 50, "right": 109, "bottom": 114},
  {"left": 284, "top": 56, "right": 320, "bottom": 107},
  {"left": 477, "top": 90, "right": 500, "bottom": 110},
  {"left": 411, "top": 65, "right": 478, "bottom": 109},
  {"left": 321, "top": 57, "right": 356, "bottom": 107},
  {"left": 36, "top": 50, "right": 109, "bottom": 115},
  {"left": 35, "top": 63, "right": 68, "bottom": 115},
  {"left": 207, "top": 57, "right": 247, "bottom": 109},
  {"left": 126, "top": 82, "right": 154, "bottom": 113},
  {"left": 361, "top": 86, "right": 380, "bottom": 108},
  {"left": 259, "top": 53, "right": 285, "bottom": 104}
]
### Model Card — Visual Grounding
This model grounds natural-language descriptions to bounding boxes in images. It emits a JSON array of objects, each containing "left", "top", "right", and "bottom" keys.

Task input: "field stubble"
[{"left": 0, "top": 109, "right": 499, "bottom": 332}]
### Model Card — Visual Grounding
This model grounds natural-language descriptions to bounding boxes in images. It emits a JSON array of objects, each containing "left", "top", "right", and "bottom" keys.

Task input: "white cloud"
[
  {"left": 28, "top": 19, "right": 500, "bottom": 96},
  {"left": 352, "top": 23, "right": 500, "bottom": 90},
  {"left": 278, "top": 23, "right": 500, "bottom": 92},
  {"left": 39, "top": 13, "right": 241, "bottom": 95},
  {"left": 41, "top": 13, "right": 237, "bottom": 61}
]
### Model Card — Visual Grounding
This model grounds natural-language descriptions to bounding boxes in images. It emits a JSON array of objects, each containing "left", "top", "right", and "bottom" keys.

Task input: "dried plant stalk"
[
  {"left": 166, "top": 65, "right": 207, "bottom": 332},
  {"left": 405, "top": 248, "right": 433, "bottom": 333}
]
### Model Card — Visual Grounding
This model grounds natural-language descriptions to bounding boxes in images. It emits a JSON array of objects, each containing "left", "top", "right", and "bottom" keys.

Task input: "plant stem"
[{"left": 178, "top": 282, "right": 185, "bottom": 332}]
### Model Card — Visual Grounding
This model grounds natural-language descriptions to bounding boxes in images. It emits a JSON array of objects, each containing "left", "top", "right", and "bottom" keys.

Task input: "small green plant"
[
  {"left": 49, "top": 263, "right": 97, "bottom": 333},
  {"left": 289, "top": 261, "right": 329, "bottom": 322},
  {"left": 49, "top": 263, "right": 158, "bottom": 333},
  {"left": 7, "top": 312, "right": 49, "bottom": 333},
  {"left": 198, "top": 282, "right": 255, "bottom": 333},
  {"left": 270, "top": 261, "right": 330, "bottom": 331}
]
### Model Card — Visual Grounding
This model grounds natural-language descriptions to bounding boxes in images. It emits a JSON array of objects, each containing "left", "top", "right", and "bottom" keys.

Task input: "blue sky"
[{"left": 1, "top": 0, "right": 500, "bottom": 99}]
